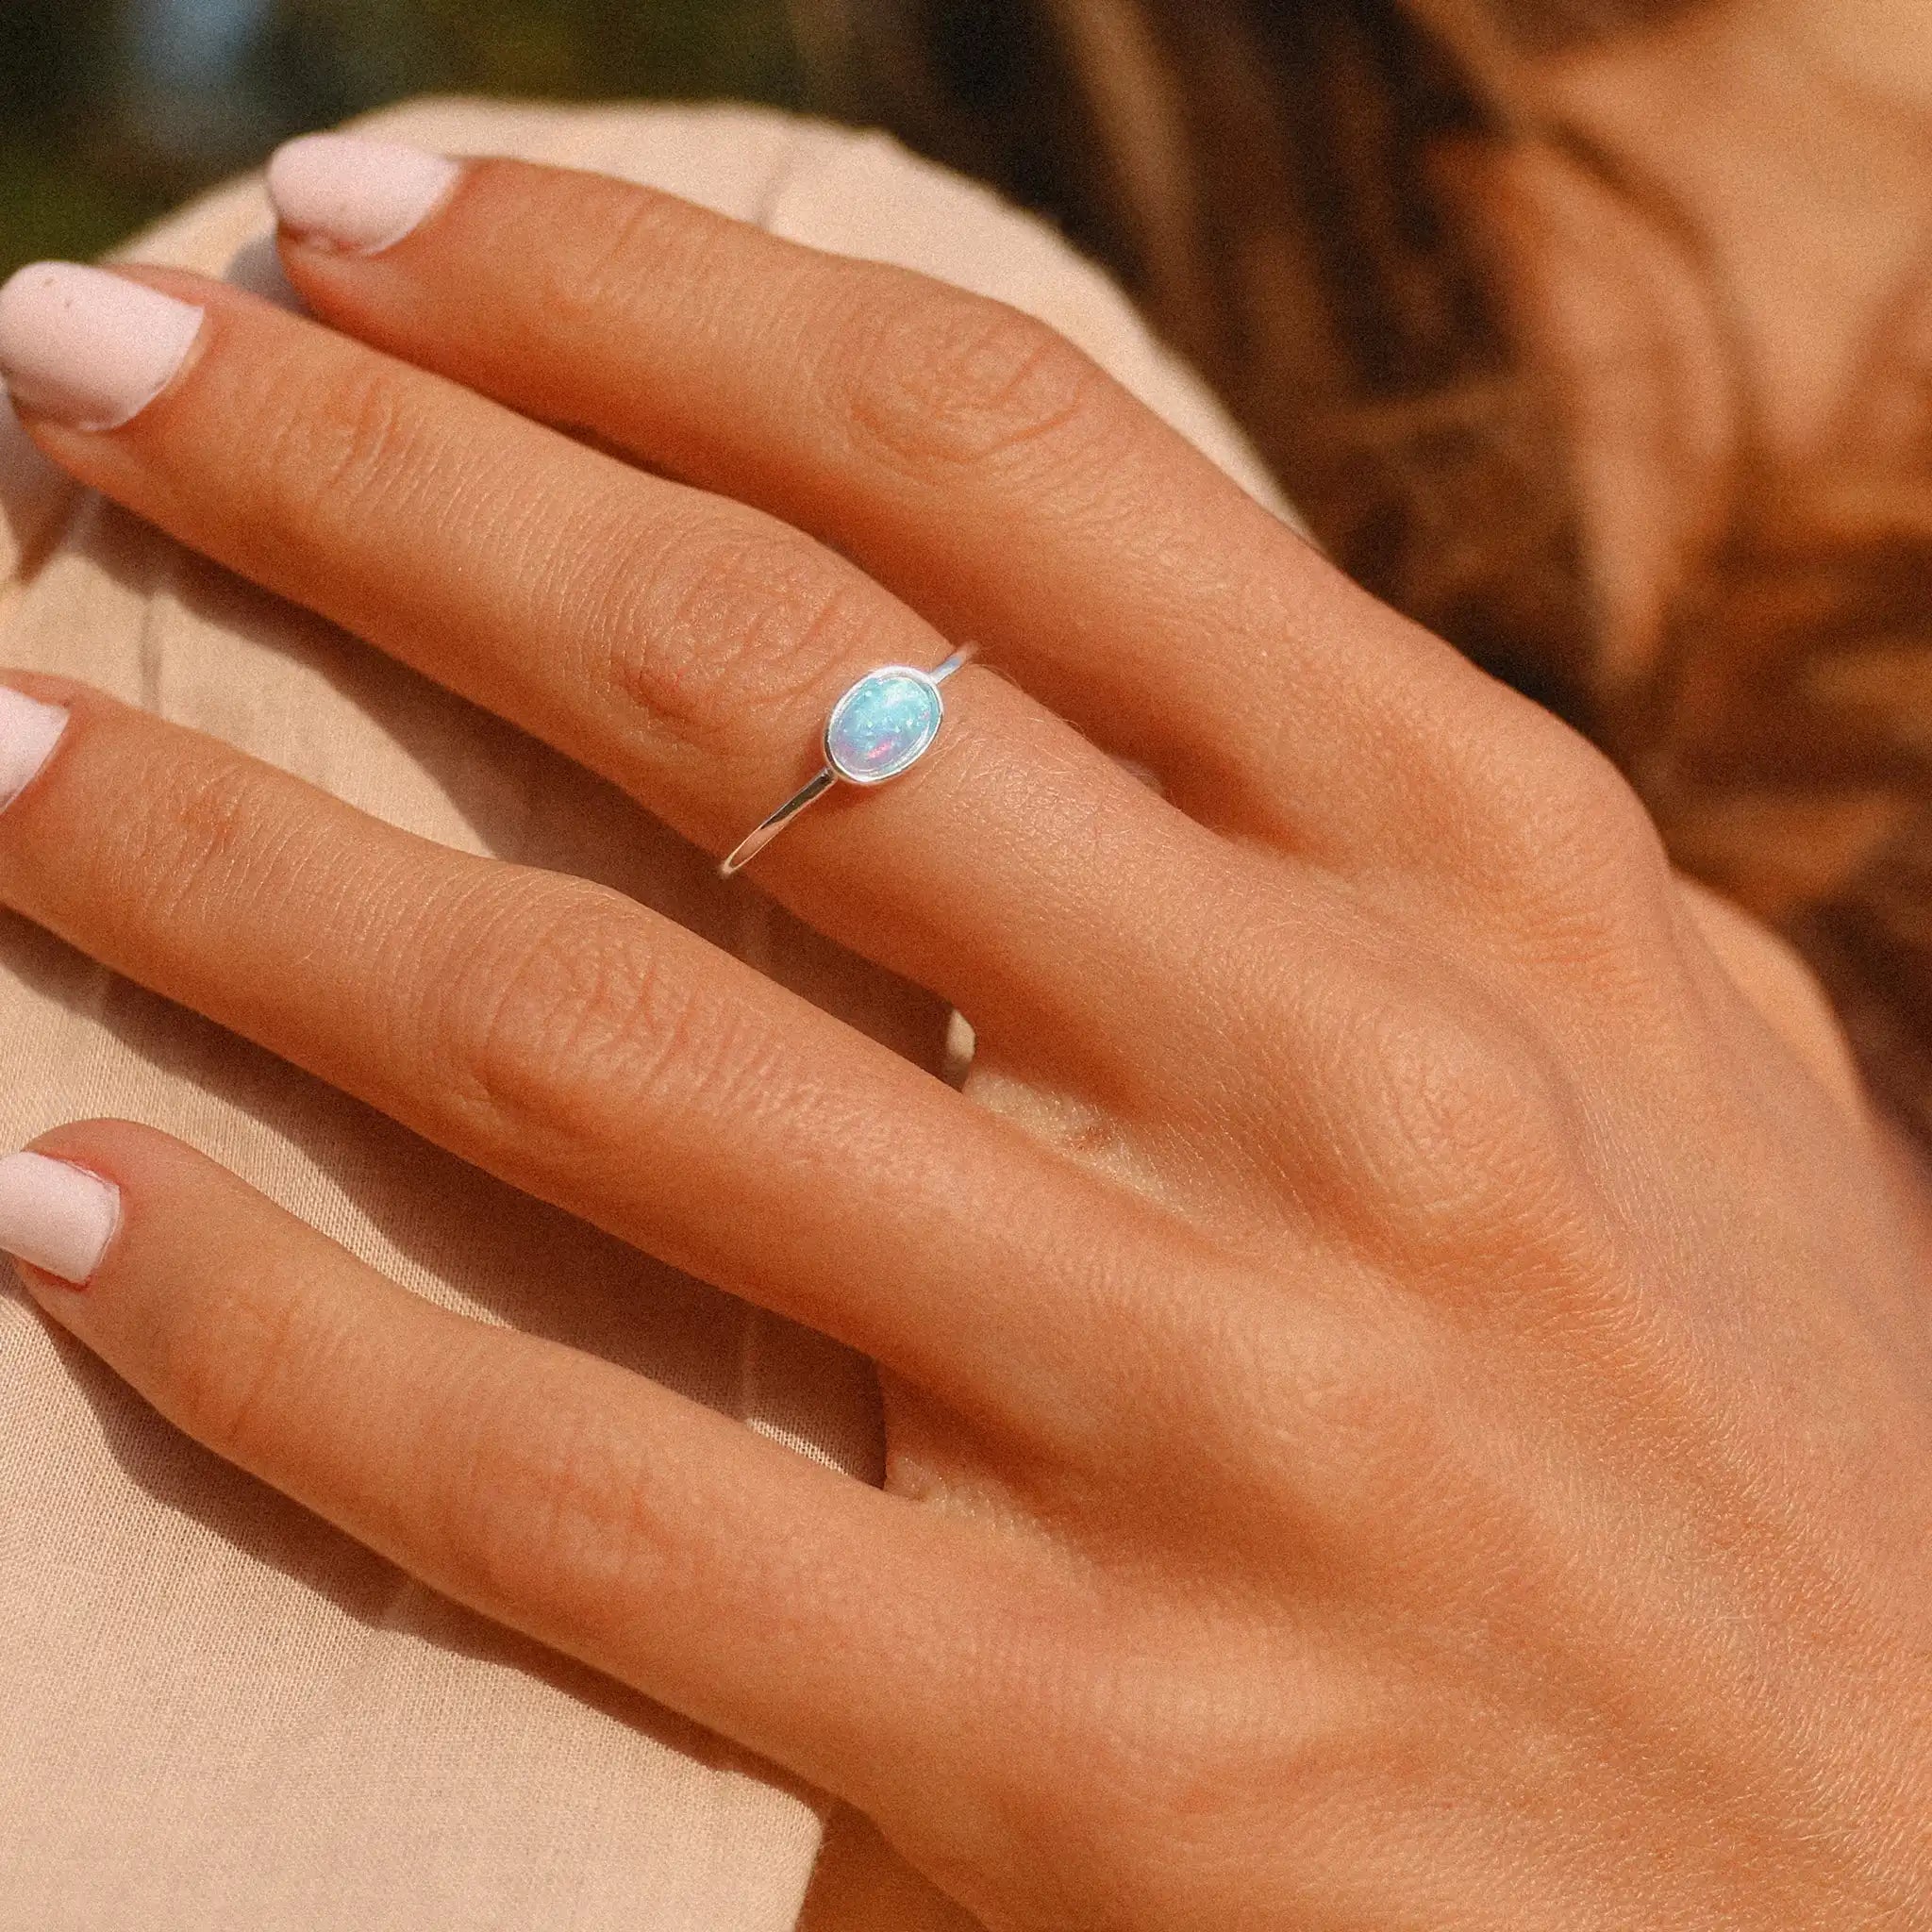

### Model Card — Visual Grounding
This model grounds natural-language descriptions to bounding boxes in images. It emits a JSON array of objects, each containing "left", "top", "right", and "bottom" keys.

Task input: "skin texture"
[{"left": 3, "top": 139, "right": 1931, "bottom": 1931}]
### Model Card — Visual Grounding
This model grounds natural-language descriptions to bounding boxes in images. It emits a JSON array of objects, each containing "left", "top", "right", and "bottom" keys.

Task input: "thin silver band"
[{"left": 718, "top": 645, "right": 974, "bottom": 879}]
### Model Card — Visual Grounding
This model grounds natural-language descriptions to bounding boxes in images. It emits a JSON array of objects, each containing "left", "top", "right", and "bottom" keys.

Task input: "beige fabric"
[{"left": 0, "top": 98, "right": 1288, "bottom": 1930}]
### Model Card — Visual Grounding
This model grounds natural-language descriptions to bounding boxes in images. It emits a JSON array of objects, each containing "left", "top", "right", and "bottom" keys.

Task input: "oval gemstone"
[{"left": 824, "top": 669, "right": 943, "bottom": 784}]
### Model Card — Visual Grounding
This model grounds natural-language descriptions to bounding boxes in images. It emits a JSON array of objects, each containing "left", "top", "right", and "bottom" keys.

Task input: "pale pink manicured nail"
[
  {"left": 0, "top": 686, "right": 67, "bottom": 810},
  {"left": 0, "top": 1152, "right": 120, "bottom": 1285},
  {"left": 267, "top": 134, "right": 462, "bottom": 256},
  {"left": 0, "top": 263, "right": 205, "bottom": 431}
]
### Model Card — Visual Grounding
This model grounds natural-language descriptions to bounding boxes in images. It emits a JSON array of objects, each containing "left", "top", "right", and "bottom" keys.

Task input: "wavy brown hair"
[{"left": 791, "top": 0, "right": 1932, "bottom": 1151}]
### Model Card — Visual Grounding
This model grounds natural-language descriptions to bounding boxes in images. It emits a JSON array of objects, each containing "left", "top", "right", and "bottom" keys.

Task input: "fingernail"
[
  {"left": 0, "top": 1152, "right": 120, "bottom": 1286},
  {"left": 0, "top": 686, "right": 68, "bottom": 810},
  {"left": 0, "top": 263, "right": 205, "bottom": 431},
  {"left": 267, "top": 134, "right": 461, "bottom": 256}
]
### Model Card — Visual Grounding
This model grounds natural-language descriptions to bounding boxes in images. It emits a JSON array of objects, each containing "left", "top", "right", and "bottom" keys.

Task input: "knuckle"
[
  {"left": 835, "top": 283, "right": 1120, "bottom": 481},
  {"left": 533, "top": 177, "right": 695, "bottom": 340},
  {"left": 1337, "top": 987, "right": 1589, "bottom": 1257},
  {"left": 1466, "top": 716, "right": 1672, "bottom": 919},
  {"left": 594, "top": 514, "right": 889, "bottom": 768},
  {"left": 945, "top": 1611, "right": 1143, "bottom": 1882},
  {"left": 250, "top": 351, "right": 431, "bottom": 538},
  {"left": 163, "top": 1270, "right": 325, "bottom": 1467},
  {"left": 453, "top": 1375, "right": 675, "bottom": 1623},
  {"left": 973, "top": 1595, "right": 1326, "bottom": 1903},
  {"left": 1399, "top": 706, "right": 1680, "bottom": 1000},
  {"left": 430, "top": 879, "right": 750, "bottom": 1153},
  {"left": 1211, "top": 1310, "right": 1453, "bottom": 1537},
  {"left": 121, "top": 750, "right": 294, "bottom": 934},
  {"left": 1526, "top": 728, "right": 1668, "bottom": 880}
]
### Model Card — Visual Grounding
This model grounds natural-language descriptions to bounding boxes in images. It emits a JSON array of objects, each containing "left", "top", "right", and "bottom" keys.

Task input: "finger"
[
  {"left": 0, "top": 1119, "right": 1029, "bottom": 1812},
  {"left": 0, "top": 675, "right": 1184, "bottom": 1430},
  {"left": 0, "top": 258, "right": 1244, "bottom": 1085},
  {"left": 267, "top": 139, "right": 1526, "bottom": 847}
]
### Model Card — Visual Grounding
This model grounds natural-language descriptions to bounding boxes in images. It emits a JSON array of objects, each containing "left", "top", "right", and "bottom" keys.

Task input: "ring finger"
[
  {"left": 0, "top": 259, "right": 1251, "bottom": 1085},
  {"left": 269, "top": 142, "right": 1527, "bottom": 855}
]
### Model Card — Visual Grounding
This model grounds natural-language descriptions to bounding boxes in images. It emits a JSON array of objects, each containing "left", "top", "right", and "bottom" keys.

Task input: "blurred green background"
[{"left": 1, "top": 0, "right": 807, "bottom": 278}]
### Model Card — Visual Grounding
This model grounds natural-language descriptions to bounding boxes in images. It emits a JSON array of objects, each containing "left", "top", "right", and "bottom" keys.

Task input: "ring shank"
[{"left": 717, "top": 768, "right": 839, "bottom": 878}]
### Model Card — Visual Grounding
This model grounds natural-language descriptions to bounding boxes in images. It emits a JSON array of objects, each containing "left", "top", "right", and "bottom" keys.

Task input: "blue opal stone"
[{"left": 824, "top": 669, "right": 943, "bottom": 784}]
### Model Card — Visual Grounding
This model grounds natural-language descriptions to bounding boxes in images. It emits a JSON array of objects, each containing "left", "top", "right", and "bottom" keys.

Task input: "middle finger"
[
  {"left": 0, "top": 262, "right": 1248, "bottom": 1085},
  {"left": 0, "top": 672, "right": 1195, "bottom": 1429}
]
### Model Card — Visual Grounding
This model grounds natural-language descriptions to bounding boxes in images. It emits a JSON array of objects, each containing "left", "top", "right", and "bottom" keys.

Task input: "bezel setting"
[
  {"left": 822, "top": 665, "right": 946, "bottom": 787},
  {"left": 718, "top": 643, "right": 974, "bottom": 878}
]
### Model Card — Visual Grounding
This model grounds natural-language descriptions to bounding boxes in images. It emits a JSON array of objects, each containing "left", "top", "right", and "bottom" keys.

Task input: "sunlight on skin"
[
  {"left": 789, "top": 866, "right": 1909, "bottom": 1931},
  {"left": 4, "top": 29, "right": 1930, "bottom": 1910},
  {"left": 795, "top": 18, "right": 1932, "bottom": 1914}
]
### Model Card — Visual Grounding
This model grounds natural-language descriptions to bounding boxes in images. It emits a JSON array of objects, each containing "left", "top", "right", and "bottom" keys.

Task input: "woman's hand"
[{"left": 0, "top": 136, "right": 1927, "bottom": 1929}]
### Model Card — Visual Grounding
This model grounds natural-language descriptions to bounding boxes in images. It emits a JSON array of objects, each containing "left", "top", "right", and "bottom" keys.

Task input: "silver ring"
[{"left": 718, "top": 645, "right": 975, "bottom": 879}]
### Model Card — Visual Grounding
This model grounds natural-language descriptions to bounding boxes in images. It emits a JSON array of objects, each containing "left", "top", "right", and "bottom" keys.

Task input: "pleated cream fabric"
[{"left": 0, "top": 96, "right": 1289, "bottom": 1931}]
